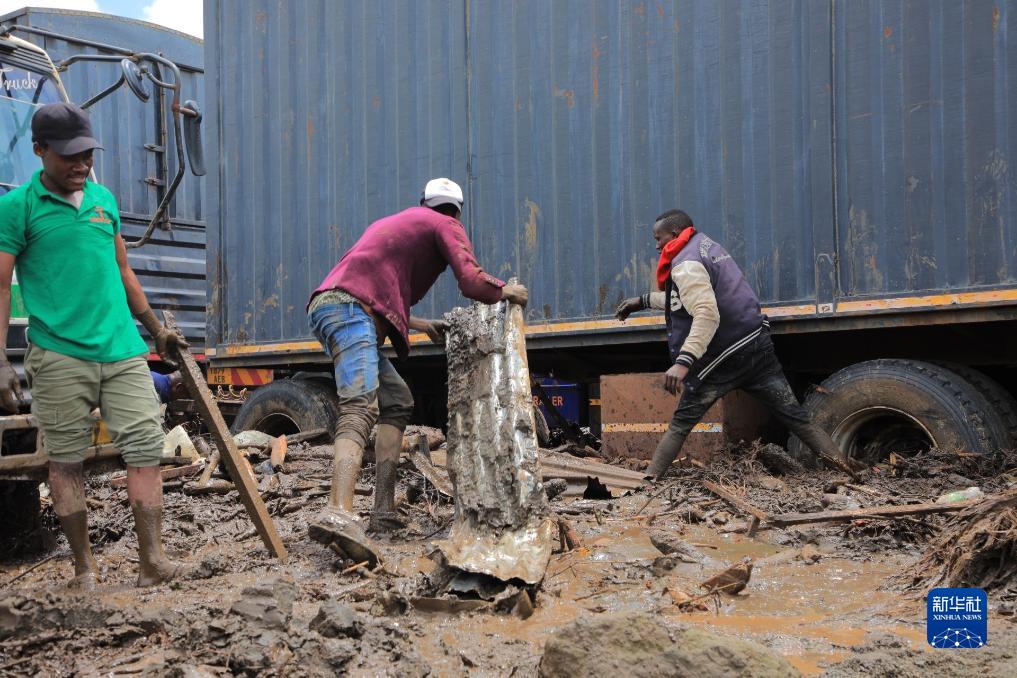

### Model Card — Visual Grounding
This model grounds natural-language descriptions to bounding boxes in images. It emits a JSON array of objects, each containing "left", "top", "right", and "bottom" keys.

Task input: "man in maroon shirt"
[{"left": 307, "top": 178, "right": 528, "bottom": 564}]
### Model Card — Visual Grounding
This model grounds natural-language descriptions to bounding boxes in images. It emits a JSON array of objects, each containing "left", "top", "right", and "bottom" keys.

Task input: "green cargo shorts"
[{"left": 24, "top": 345, "right": 164, "bottom": 467}]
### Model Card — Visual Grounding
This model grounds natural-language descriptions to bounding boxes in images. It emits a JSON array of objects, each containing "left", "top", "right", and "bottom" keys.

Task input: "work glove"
[
  {"left": 0, "top": 357, "right": 23, "bottom": 413},
  {"left": 136, "top": 307, "right": 190, "bottom": 367},
  {"left": 501, "top": 283, "right": 529, "bottom": 308}
]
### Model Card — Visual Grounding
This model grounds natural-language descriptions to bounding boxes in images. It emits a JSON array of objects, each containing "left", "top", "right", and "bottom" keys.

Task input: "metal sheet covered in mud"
[{"left": 439, "top": 300, "right": 553, "bottom": 584}]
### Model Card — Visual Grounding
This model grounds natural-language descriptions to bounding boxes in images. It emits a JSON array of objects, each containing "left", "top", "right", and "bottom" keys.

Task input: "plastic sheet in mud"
[{"left": 438, "top": 299, "right": 554, "bottom": 585}]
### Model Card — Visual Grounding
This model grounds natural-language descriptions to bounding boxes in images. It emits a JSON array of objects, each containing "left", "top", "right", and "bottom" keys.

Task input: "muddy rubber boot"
[
  {"left": 647, "top": 428, "right": 687, "bottom": 480},
  {"left": 328, "top": 438, "right": 363, "bottom": 512},
  {"left": 56, "top": 510, "right": 100, "bottom": 591},
  {"left": 131, "top": 503, "right": 186, "bottom": 587},
  {"left": 309, "top": 439, "right": 382, "bottom": 567},
  {"left": 369, "top": 424, "right": 406, "bottom": 533}
]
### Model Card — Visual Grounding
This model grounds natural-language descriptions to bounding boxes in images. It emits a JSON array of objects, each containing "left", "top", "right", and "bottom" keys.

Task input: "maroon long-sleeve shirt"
[{"left": 310, "top": 206, "right": 505, "bottom": 359}]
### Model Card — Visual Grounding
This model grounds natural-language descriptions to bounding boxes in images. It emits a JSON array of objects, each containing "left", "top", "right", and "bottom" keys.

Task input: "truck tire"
[
  {"left": 932, "top": 363, "right": 1017, "bottom": 449},
  {"left": 231, "top": 378, "right": 341, "bottom": 437},
  {"left": 788, "top": 359, "right": 1011, "bottom": 466}
]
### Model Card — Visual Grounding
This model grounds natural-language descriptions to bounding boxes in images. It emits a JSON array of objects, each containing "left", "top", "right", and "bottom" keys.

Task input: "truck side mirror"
[
  {"left": 182, "top": 99, "right": 206, "bottom": 177},
  {"left": 121, "top": 59, "right": 150, "bottom": 102}
]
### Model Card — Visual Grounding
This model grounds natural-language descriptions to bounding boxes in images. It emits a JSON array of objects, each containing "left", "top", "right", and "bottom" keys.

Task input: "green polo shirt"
[{"left": 0, "top": 170, "right": 147, "bottom": 362}]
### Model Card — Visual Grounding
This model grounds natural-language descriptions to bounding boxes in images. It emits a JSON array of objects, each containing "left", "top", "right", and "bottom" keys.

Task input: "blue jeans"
[{"left": 309, "top": 302, "right": 414, "bottom": 448}]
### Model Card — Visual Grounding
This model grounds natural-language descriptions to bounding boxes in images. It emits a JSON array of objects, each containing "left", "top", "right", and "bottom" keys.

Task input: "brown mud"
[{"left": 1, "top": 445, "right": 1016, "bottom": 676}]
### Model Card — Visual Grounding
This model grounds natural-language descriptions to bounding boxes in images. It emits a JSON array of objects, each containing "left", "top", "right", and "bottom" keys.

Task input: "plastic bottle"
[{"left": 935, "top": 487, "right": 984, "bottom": 504}]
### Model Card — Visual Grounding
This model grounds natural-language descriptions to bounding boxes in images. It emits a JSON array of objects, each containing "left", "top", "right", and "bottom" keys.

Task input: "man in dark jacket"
[
  {"left": 307, "top": 178, "right": 528, "bottom": 565},
  {"left": 616, "top": 209, "right": 855, "bottom": 480}
]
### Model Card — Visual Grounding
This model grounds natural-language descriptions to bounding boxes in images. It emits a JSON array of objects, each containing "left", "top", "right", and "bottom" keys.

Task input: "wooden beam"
[
  {"left": 701, "top": 480, "right": 770, "bottom": 523},
  {"left": 163, "top": 311, "right": 288, "bottom": 562},
  {"left": 109, "top": 460, "right": 204, "bottom": 488},
  {"left": 768, "top": 499, "right": 983, "bottom": 527}
]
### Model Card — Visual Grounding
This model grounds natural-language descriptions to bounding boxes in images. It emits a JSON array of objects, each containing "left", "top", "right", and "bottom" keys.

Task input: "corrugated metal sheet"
[
  {"left": 834, "top": 0, "right": 1017, "bottom": 296},
  {"left": 205, "top": 0, "right": 468, "bottom": 347},
  {"left": 206, "top": 0, "right": 1017, "bottom": 353},
  {"left": 2, "top": 8, "right": 207, "bottom": 347},
  {"left": 466, "top": 0, "right": 832, "bottom": 321}
]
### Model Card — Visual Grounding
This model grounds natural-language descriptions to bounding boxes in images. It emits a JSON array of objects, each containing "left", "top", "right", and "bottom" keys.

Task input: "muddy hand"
[
  {"left": 664, "top": 364, "right": 688, "bottom": 396},
  {"left": 615, "top": 296, "right": 642, "bottom": 321},
  {"left": 501, "top": 283, "right": 529, "bottom": 307},
  {"left": 0, "top": 357, "right": 24, "bottom": 412},
  {"left": 425, "top": 319, "right": 448, "bottom": 345}
]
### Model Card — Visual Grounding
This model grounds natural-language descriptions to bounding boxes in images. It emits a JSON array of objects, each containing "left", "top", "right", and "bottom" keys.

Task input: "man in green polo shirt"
[{"left": 0, "top": 102, "right": 189, "bottom": 589}]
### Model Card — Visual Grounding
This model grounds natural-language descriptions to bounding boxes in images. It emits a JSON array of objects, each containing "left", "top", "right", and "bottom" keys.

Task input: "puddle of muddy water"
[{"left": 494, "top": 508, "right": 929, "bottom": 677}]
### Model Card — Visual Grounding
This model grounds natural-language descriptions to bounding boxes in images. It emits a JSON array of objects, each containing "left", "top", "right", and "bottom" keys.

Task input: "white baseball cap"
[{"left": 421, "top": 178, "right": 464, "bottom": 210}]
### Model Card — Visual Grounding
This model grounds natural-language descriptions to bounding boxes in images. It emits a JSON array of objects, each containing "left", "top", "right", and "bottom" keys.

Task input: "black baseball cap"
[{"left": 31, "top": 102, "right": 104, "bottom": 156}]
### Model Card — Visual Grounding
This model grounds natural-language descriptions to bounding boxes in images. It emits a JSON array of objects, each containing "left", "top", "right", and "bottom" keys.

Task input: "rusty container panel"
[
  {"left": 600, "top": 373, "right": 772, "bottom": 463},
  {"left": 203, "top": 0, "right": 469, "bottom": 349},
  {"left": 835, "top": 1, "right": 1017, "bottom": 296},
  {"left": 205, "top": 0, "right": 1017, "bottom": 358},
  {"left": 204, "top": 0, "right": 832, "bottom": 352}
]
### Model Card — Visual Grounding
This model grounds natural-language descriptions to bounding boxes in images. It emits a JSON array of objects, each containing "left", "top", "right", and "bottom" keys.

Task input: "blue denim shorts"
[{"left": 309, "top": 302, "right": 381, "bottom": 399}]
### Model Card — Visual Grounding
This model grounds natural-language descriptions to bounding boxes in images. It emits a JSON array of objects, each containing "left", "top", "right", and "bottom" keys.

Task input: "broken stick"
[
  {"left": 701, "top": 480, "right": 770, "bottom": 537},
  {"left": 557, "top": 517, "right": 582, "bottom": 551},
  {"left": 768, "top": 498, "right": 983, "bottom": 527},
  {"left": 110, "top": 460, "right": 204, "bottom": 488},
  {"left": 196, "top": 449, "right": 220, "bottom": 487},
  {"left": 163, "top": 311, "right": 288, "bottom": 562}
]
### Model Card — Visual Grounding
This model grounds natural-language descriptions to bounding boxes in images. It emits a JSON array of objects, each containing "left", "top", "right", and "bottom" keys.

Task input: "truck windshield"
[{"left": 1, "top": 63, "right": 62, "bottom": 195}]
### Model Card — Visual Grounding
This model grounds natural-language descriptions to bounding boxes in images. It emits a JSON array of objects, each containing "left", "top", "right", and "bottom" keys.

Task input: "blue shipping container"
[{"left": 204, "top": 0, "right": 1017, "bottom": 362}]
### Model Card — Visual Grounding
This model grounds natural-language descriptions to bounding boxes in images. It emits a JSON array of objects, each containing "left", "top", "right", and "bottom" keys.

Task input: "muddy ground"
[{"left": 2, "top": 442, "right": 1016, "bottom": 676}]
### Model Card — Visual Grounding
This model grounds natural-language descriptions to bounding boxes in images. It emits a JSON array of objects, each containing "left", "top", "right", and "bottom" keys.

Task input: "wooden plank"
[
  {"left": 768, "top": 499, "right": 983, "bottom": 527},
  {"left": 701, "top": 480, "right": 770, "bottom": 523},
  {"left": 163, "top": 311, "right": 288, "bottom": 562},
  {"left": 109, "top": 460, "right": 204, "bottom": 488}
]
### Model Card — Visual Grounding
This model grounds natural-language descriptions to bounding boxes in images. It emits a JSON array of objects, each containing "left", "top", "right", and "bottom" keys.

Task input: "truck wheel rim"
[
  {"left": 831, "top": 406, "right": 936, "bottom": 464},
  {"left": 252, "top": 413, "right": 300, "bottom": 437}
]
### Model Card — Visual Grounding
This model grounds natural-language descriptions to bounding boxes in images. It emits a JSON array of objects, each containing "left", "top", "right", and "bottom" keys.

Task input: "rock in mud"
[
  {"left": 544, "top": 477, "right": 569, "bottom": 500},
  {"left": 821, "top": 493, "right": 862, "bottom": 511},
  {"left": 538, "top": 613, "right": 800, "bottom": 678},
  {"left": 229, "top": 576, "right": 296, "bottom": 630},
  {"left": 0, "top": 591, "right": 112, "bottom": 640},
  {"left": 310, "top": 599, "right": 365, "bottom": 639}
]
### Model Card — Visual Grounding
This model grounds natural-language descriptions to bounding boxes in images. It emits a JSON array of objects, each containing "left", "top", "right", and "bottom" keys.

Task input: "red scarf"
[{"left": 656, "top": 227, "right": 696, "bottom": 290}]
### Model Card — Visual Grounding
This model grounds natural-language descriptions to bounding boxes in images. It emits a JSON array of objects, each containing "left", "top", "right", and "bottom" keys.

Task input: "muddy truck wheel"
[
  {"left": 932, "top": 362, "right": 1017, "bottom": 449},
  {"left": 788, "top": 359, "right": 1012, "bottom": 466},
  {"left": 231, "top": 378, "right": 340, "bottom": 437}
]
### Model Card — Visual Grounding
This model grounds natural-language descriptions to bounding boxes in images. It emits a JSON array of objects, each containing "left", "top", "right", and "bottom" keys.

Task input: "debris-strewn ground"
[{"left": 2, "top": 443, "right": 1016, "bottom": 676}]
